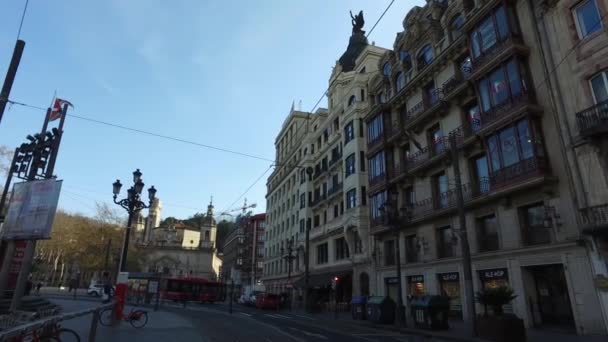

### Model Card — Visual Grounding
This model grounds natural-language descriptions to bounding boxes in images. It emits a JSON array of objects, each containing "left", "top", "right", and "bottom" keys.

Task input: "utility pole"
[
  {"left": 303, "top": 218, "right": 311, "bottom": 313},
  {"left": 0, "top": 40, "right": 26, "bottom": 126},
  {"left": 449, "top": 133, "right": 477, "bottom": 337}
]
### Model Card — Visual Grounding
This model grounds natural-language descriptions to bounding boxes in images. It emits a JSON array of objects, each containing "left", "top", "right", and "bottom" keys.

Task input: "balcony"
[
  {"left": 404, "top": 136, "right": 450, "bottom": 174},
  {"left": 407, "top": 156, "right": 549, "bottom": 223},
  {"left": 386, "top": 120, "right": 405, "bottom": 145},
  {"left": 466, "top": 91, "right": 540, "bottom": 139},
  {"left": 404, "top": 91, "right": 448, "bottom": 131},
  {"left": 405, "top": 100, "right": 426, "bottom": 122},
  {"left": 367, "top": 134, "right": 385, "bottom": 153},
  {"left": 327, "top": 182, "right": 343, "bottom": 199},
  {"left": 329, "top": 151, "right": 343, "bottom": 168},
  {"left": 576, "top": 100, "right": 608, "bottom": 138},
  {"left": 389, "top": 161, "right": 411, "bottom": 184},
  {"left": 579, "top": 204, "right": 608, "bottom": 235},
  {"left": 441, "top": 74, "right": 468, "bottom": 102},
  {"left": 468, "top": 36, "right": 529, "bottom": 81}
]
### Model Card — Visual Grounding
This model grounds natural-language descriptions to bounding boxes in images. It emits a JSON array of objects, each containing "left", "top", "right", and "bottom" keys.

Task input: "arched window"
[
  {"left": 399, "top": 50, "right": 412, "bottom": 71},
  {"left": 348, "top": 95, "right": 357, "bottom": 106},
  {"left": 395, "top": 72, "right": 406, "bottom": 91},
  {"left": 417, "top": 44, "right": 434, "bottom": 70},
  {"left": 382, "top": 62, "right": 392, "bottom": 76},
  {"left": 450, "top": 14, "right": 465, "bottom": 40}
]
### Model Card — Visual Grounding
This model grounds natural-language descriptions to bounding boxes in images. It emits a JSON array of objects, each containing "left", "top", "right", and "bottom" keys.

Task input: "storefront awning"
[{"left": 293, "top": 270, "right": 352, "bottom": 289}]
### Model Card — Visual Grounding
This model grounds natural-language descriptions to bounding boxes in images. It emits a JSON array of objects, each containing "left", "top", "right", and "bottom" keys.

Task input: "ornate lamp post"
[
  {"left": 380, "top": 195, "right": 408, "bottom": 327},
  {"left": 281, "top": 238, "right": 296, "bottom": 309},
  {"left": 113, "top": 169, "right": 157, "bottom": 272}
]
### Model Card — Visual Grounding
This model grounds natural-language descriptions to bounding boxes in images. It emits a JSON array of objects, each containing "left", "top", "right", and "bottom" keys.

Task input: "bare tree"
[{"left": 0, "top": 145, "right": 13, "bottom": 180}]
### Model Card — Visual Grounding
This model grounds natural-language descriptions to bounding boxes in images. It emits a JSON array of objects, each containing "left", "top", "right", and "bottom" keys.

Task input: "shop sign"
[
  {"left": 408, "top": 275, "right": 424, "bottom": 283},
  {"left": 439, "top": 272, "right": 459, "bottom": 282},
  {"left": 479, "top": 268, "right": 508, "bottom": 281},
  {"left": 385, "top": 277, "right": 399, "bottom": 285}
]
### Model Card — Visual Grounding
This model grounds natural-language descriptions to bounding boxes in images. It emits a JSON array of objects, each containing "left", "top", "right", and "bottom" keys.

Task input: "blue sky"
[{"left": 0, "top": 0, "right": 423, "bottom": 220}]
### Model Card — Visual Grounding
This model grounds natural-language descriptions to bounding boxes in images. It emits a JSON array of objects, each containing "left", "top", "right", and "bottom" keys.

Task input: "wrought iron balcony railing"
[{"left": 576, "top": 99, "right": 608, "bottom": 137}]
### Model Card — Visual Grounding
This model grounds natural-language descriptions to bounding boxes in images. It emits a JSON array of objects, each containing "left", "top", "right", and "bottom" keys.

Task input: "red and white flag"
[{"left": 49, "top": 98, "right": 73, "bottom": 121}]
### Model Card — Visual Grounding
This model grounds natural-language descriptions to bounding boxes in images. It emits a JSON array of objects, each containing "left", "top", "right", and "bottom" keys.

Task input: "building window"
[
  {"left": 300, "top": 168, "right": 306, "bottom": 184},
  {"left": 425, "top": 80, "right": 438, "bottom": 106},
  {"left": 574, "top": 0, "right": 602, "bottom": 39},
  {"left": 437, "top": 226, "right": 455, "bottom": 258},
  {"left": 367, "top": 114, "right": 384, "bottom": 144},
  {"left": 466, "top": 103, "right": 481, "bottom": 133},
  {"left": 473, "top": 155, "right": 490, "bottom": 194},
  {"left": 429, "top": 124, "right": 445, "bottom": 156},
  {"left": 396, "top": 72, "right": 406, "bottom": 91},
  {"left": 313, "top": 215, "right": 320, "bottom": 227},
  {"left": 299, "top": 219, "right": 305, "bottom": 233},
  {"left": 335, "top": 237, "right": 350, "bottom": 260},
  {"left": 346, "top": 188, "right": 357, "bottom": 209},
  {"left": 433, "top": 171, "right": 449, "bottom": 209},
  {"left": 384, "top": 240, "right": 395, "bottom": 266},
  {"left": 486, "top": 118, "right": 540, "bottom": 173},
  {"left": 590, "top": 71, "right": 608, "bottom": 103},
  {"left": 361, "top": 186, "right": 367, "bottom": 206},
  {"left": 300, "top": 193, "right": 306, "bottom": 208},
  {"left": 344, "top": 121, "right": 355, "bottom": 144},
  {"left": 520, "top": 203, "right": 552, "bottom": 245},
  {"left": 360, "top": 151, "right": 366, "bottom": 172},
  {"left": 345, "top": 153, "right": 356, "bottom": 177},
  {"left": 450, "top": 13, "right": 464, "bottom": 40},
  {"left": 400, "top": 50, "right": 412, "bottom": 70},
  {"left": 383, "top": 62, "right": 392, "bottom": 76},
  {"left": 370, "top": 191, "right": 387, "bottom": 219},
  {"left": 477, "top": 58, "right": 527, "bottom": 113},
  {"left": 348, "top": 95, "right": 357, "bottom": 106},
  {"left": 368, "top": 151, "right": 386, "bottom": 181},
  {"left": 470, "top": 5, "right": 518, "bottom": 59},
  {"left": 316, "top": 243, "right": 328, "bottom": 264},
  {"left": 477, "top": 215, "right": 499, "bottom": 252},
  {"left": 405, "top": 235, "right": 418, "bottom": 263},
  {"left": 417, "top": 44, "right": 434, "bottom": 70}
]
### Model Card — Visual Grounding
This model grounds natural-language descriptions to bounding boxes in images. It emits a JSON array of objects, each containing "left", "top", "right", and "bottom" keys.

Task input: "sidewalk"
[
  {"left": 49, "top": 298, "right": 201, "bottom": 342},
  {"left": 285, "top": 307, "right": 607, "bottom": 342}
]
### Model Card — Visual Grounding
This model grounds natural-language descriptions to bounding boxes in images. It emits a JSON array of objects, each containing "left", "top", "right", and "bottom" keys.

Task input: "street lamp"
[
  {"left": 380, "top": 195, "right": 407, "bottom": 327},
  {"left": 113, "top": 169, "right": 157, "bottom": 273},
  {"left": 281, "top": 239, "right": 296, "bottom": 309}
]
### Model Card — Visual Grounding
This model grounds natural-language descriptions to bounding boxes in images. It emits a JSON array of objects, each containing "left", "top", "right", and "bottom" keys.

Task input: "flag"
[{"left": 49, "top": 98, "right": 73, "bottom": 121}]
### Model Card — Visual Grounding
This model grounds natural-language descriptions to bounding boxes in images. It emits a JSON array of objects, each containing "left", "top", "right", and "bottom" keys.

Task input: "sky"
[{"left": 0, "top": 0, "right": 424, "bottom": 221}]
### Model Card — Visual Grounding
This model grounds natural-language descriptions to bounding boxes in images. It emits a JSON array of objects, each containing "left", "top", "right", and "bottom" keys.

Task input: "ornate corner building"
[
  {"left": 263, "top": 0, "right": 608, "bottom": 335},
  {"left": 366, "top": 0, "right": 608, "bottom": 335}
]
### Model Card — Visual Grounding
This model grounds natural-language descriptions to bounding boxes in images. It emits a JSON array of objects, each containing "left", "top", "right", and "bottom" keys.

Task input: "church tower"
[
  {"left": 143, "top": 198, "right": 162, "bottom": 243},
  {"left": 200, "top": 199, "right": 217, "bottom": 248}
]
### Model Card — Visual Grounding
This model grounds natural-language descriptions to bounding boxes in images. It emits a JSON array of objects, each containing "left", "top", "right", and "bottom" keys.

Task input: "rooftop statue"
[{"left": 350, "top": 10, "right": 365, "bottom": 34}]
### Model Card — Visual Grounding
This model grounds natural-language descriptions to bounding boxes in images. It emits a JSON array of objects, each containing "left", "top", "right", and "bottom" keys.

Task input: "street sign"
[
  {"left": 1, "top": 179, "right": 62, "bottom": 240},
  {"left": 117, "top": 272, "right": 129, "bottom": 284},
  {"left": 148, "top": 280, "right": 159, "bottom": 294}
]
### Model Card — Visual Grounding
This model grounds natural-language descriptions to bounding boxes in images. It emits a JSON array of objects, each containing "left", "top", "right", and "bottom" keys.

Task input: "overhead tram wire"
[{"left": 6, "top": 100, "right": 275, "bottom": 163}]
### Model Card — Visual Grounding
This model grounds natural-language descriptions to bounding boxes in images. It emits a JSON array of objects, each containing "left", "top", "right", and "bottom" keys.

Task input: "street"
[{"left": 44, "top": 293, "right": 447, "bottom": 342}]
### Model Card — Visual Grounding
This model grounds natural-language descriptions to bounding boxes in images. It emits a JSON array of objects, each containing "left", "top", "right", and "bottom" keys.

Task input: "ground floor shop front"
[{"left": 375, "top": 243, "right": 606, "bottom": 335}]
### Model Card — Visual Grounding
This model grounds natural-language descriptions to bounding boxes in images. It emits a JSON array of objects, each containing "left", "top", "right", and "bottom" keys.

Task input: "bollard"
[{"left": 88, "top": 309, "right": 100, "bottom": 342}]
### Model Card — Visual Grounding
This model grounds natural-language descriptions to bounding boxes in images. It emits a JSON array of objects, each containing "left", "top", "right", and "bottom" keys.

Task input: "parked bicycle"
[
  {"left": 98, "top": 307, "right": 148, "bottom": 328},
  {"left": 3, "top": 320, "right": 80, "bottom": 342}
]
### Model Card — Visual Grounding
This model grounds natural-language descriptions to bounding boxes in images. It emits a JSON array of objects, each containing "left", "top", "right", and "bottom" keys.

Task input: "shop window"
[
  {"left": 316, "top": 243, "right": 328, "bottom": 264},
  {"left": 408, "top": 275, "right": 425, "bottom": 297}
]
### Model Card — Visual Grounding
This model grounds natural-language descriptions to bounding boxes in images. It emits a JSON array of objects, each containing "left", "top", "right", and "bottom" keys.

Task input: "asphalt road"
[{"left": 162, "top": 301, "right": 445, "bottom": 342}]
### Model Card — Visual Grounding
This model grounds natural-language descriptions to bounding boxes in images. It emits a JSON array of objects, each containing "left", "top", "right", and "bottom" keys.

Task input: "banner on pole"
[{"left": 1, "top": 179, "right": 62, "bottom": 240}]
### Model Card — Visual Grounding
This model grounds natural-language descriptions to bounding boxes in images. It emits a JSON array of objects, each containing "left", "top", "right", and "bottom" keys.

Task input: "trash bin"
[
  {"left": 351, "top": 296, "right": 367, "bottom": 320},
  {"left": 366, "top": 296, "right": 396, "bottom": 324},
  {"left": 410, "top": 295, "right": 450, "bottom": 330}
]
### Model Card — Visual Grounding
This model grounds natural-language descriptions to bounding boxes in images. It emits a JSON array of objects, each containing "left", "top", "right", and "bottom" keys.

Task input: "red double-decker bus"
[{"left": 160, "top": 277, "right": 223, "bottom": 303}]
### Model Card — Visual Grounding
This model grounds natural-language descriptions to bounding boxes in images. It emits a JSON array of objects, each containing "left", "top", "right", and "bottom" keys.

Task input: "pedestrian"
[
  {"left": 102, "top": 272, "right": 112, "bottom": 303},
  {"left": 35, "top": 281, "right": 42, "bottom": 296},
  {"left": 25, "top": 279, "right": 33, "bottom": 296}
]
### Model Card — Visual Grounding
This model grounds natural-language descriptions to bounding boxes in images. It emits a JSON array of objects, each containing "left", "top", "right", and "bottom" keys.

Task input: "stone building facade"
[
  {"left": 222, "top": 213, "right": 266, "bottom": 287},
  {"left": 365, "top": 0, "right": 606, "bottom": 335},
  {"left": 137, "top": 200, "right": 222, "bottom": 280}
]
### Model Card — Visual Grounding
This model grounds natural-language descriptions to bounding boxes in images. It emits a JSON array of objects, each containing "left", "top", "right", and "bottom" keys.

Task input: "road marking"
[
  {"left": 240, "top": 312, "right": 252, "bottom": 317},
  {"left": 272, "top": 314, "right": 291, "bottom": 319},
  {"left": 288, "top": 327, "right": 328, "bottom": 340},
  {"left": 293, "top": 314, "right": 315, "bottom": 320}
]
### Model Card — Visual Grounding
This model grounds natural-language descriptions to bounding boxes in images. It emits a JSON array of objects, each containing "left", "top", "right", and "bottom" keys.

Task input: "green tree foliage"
[
  {"left": 475, "top": 286, "right": 517, "bottom": 315},
  {"left": 35, "top": 204, "right": 144, "bottom": 284}
]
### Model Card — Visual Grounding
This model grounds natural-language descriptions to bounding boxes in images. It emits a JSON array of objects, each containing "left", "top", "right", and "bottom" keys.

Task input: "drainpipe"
[{"left": 527, "top": 0, "right": 607, "bottom": 332}]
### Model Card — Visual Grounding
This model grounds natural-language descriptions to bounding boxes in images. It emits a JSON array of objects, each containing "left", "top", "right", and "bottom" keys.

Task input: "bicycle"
[
  {"left": 4, "top": 320, "right": 80, "bottom": 342},
  {"left": 98, "top": 307, "right": 148, "bottom": 328}
]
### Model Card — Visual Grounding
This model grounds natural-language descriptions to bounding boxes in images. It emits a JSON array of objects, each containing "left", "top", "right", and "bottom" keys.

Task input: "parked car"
[
  {"left": 87, "top": 283, "right": 114, "bottom": 297},
  {"left": 256, "top": 293, "right": 280, "bottom": 310}
]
